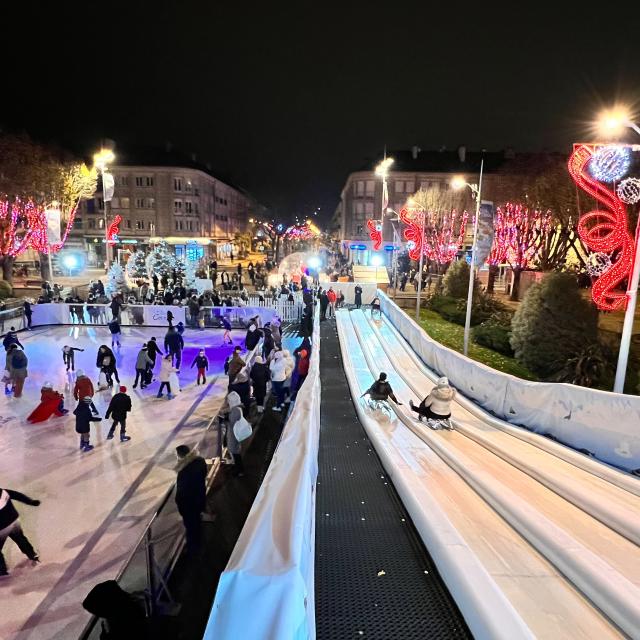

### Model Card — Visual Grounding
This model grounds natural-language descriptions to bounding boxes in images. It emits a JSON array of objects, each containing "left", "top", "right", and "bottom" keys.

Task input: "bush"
[
  {"left": 510, "top": 272, "right": 598, "bottom": 378},
  {"left": 473, "top": 311, "right": 514, "bottom": 355},
  {"left": 442, "top": 260, "right": 475, "bottom": 299},
  {"left": 0, "top": 280, "right": 13, "bottom": 299},
  {"left": 552, "top": 342, "right": 614, "bottom": 388},
  {"left": 428, "top": 293, "right": 505, "bottom": 327}
]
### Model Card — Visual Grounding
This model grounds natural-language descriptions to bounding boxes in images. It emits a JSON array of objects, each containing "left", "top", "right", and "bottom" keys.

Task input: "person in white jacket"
[
  {"left": 157, "top": 354, "right": 176, "bottom": 399},
  {"left": 281, "top": 349, "right": 295, "bottom": 398},
  {"left": 409, "top": 377, "right": 455, "bottom": 426},
  {"left": 269, "top": 350, "right": 287, "bottom": 411}
]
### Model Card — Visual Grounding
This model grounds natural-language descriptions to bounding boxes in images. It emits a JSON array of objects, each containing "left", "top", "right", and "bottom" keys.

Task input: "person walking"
[
  {"left": 225, "top": 391, "right": 246, "bottom": 476},
  {"left": 292, "top": 349, "right": 310, "bottom": 399},
  {"left": 133, "top": 345, "right": 153, "bottom": 389},
  {"left": 319, "top": 289, "right": 329, "bottom": 321},
  {"left": 269, "top": 349, "right": 287, "bottom": 411},
  {"left": 250, "top": 355, "right": 269, "bottom": 412},
  {"left": 23, "top": 300, "right": 33, "bottom": 330},
  {"left": 74, "top": 396, "right": 102, "bottom": 451},
  {"left": 164, "top": 327, "right": 184, "bottom": 371},
  {"left": 108, "top": 318, "right": 122, "bottom": 349},
  {"left": 157, "top": 354, "right": 176, "bottom": 399},
  {"left": 191, "top": 349, "right": 209, "bottom": 385},
  {"left": 9, "top": 346, "right": 28, "bottom": 397},
  {"left": 354, "top": 284, "right": 363, "bottom": 309},
  {"left": 62, "top": 345, "right": 84, "bottom": 371},
  {"left": 105, "top": 386, "right": 132, "bottom": 441},
  {"left": 326, "top": 287, "right": 337, "bottom": 318},
  {"left": 74, "top": 370, "right": 100, "bottom": 416},
  {"left": 175, "top": 444, "right": 207, "bottom": 553},
  {"left": 0, "top": 487, "right": 40, "bottom": 577}
]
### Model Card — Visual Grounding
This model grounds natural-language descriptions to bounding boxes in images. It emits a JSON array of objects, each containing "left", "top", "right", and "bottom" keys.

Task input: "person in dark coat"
[
  {"left": 96, "top": 345, "right": 119, "bottom": 386},
  {"left": 319, "top": 290, "right": 329, "bottom": 321},
  {"left": 354, "top": 284, "right": 363, "bottom": 309},
  {"left": 0, "top": 487, "right": 40, "bottom": 576},
  {"left": 3, "top": 327, "right": 23, "bottom": 351},
  {"left": 250, "top": 355, "right": 269, "bottom": 412},
  {"left": 23, "top": 300, "right": 33, "bottom": 330},
  {"left": 74, "top": 396, "right": 102, "bottom": 451},
  {"left": 190, "top": 349, "right": 209, "bottom": 385},
  {"left": 146, "top": 336, "right": 163, "bottom": 369},
  {"left": 227, "top": 346, "right": 245, "bottom": 384},
  {"left": 174, "top": 445, "right": 208, "bottom": 553},
  {"left": 62, "top": 345, "right": 84, "bottom": 371},
  {"left": 152, "top": 274, "right": 159, "bottom": 294},
  {"left": 245, "top": 323, "right": 262, "bottom": 351},
  {"left": 109, "top": 296, "right": 122, "bottom": 322},
  {"left": 363, "top": 372, "right": 402, "bottom": 405},
  {"left": 262, "top": 325, "right": 274, "bottom": 358},
  {"left": 164, "top": 326, "right": 184, "bottom": 370},
  {"left": 105, "top": 386, "right": 132, "bottom": 441}
]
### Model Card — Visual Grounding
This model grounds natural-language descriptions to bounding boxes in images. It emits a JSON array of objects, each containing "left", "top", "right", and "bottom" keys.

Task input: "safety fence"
[
  {"left": 203, "top": 306, "right": 320, "bottom": 639},
  {"left": 379, "top": 290, "right": 640, "bottom": 472}
]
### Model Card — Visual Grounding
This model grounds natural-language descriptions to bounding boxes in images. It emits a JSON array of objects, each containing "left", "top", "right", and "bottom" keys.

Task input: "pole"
[
  {"left": 613, "top": 216, "right": 640, "bottom": 392},
  {"left": 47, "top": 251, "right": 54, "bottom": 286},
  {"left": 463, "top": 159, "right": 484, "bottom": 356},
  {"left": 415, "top": 212, "right": 426, "bottom": 322},
  {"left": 102, "top": 168, "right": 110, "bottom": 271},
  {"left": 392, "top": 224, "right": 398, "bottom": 300}
]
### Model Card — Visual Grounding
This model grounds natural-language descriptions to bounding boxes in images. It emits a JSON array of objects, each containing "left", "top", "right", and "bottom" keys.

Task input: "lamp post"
[
  {"left": 451, "top": 160, "right": 484, "bottom": 356},
  {"left": 375, "top": 156, "right": 394, "bottom": 290},
  {"left": 597, "top": 108, "right": 640, "bottom": 392},
  {"left": 93, "top": 148, "right": 115, "bottom": 270},
  {"left": 415, "top": 208, "right": 427, "bottom": 322}
]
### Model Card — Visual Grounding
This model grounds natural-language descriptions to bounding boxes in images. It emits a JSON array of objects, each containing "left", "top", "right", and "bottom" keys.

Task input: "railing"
[{"left": 0, "top": 306, "right": 27, "bottom": 332}]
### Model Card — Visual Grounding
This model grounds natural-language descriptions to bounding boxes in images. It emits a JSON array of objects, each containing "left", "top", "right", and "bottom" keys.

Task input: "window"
[
  {"left": 98, "top": 218, "right": 104, "bottom": 229},
  {"left": 223, "top": 198, "right": 227, "bottom": 205},
  {"left": 125, "top": 219, "right": 131, "bottom": 229},
  {"left": 98, "top": 198, "right": 104, "bottom": 209},
  {"left": 185, "top": 201, "right": 193, "bottom": 214},
  {"left": 118, "top": 175, "right": 129, "bottom": 187},
  {"left": 195, "top": 203, "right": 199, "bottom": 214},
  {"left": 353, "top": 202, "right": 364, "bottom": 218},
  {"left": 86, "top": 200, "right": 96, "bottom": 214},
  {"left": 356, "top": 225, "right": 364, "bottom": 234},
  {"left": 75, "top": 218, "right": 83, "bottom": 228},
  {"left": 145, "top": 176, "right": 154, "bottom": 187},
  {"left": 111, "top": 197, "right": 120, "bottom": 208},
  {"left": 136, "top": 198, "right": 145, "bottom": 209},
  {"left": 135, "top": 177, "right": 143, "bottom": 187},
  {"left": 174, "top": 177, "right": 183, "bottom": 191},
  {"left": 88, "top": 219, "right": 96, "bottom": 229},
  {"left": 136, "top": 220, "right": 144, "bottom": 230},
  {"left": 174, "top": 199, "right": 183, "bottom": 213},
  {"left": 178, "top": 220, "right": 183, "bottom": 231},
  {"left": 186, "top": 220, "right": 193, "bottom": 231},
  {"left": 365, "top": 180, "right": 375, "bottom": 196},
  {"left": 355, "top": 181, "right": 365, "bottom": 196},
  {"left": 365, "top": 202, "right": 374, "bottom": 215},
  {"left": 120, "top": 197, "right": 130, "bottom": 208},
  {"left": 146, "top": 198, "right": 155, "bottom": 209},
  {"left": 396, "top": 180, "right": 415, "bottom": 193},
  {"left": 185, "top": 180, "right": 193, "bottom": 193},
  {"left": 175, "top": 220, "right": 179, "bottom": 231}
]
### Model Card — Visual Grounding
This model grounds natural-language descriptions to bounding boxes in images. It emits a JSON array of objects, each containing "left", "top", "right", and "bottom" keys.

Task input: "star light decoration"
[
  {"left": 585, "top": 252, "right": 613, "bottom": 277},
  {"left": 568, "top": 144, "right": 635, "bottom": 311},
  {"left": 616, "top": 177, "right": 640, "bottom": 204},
  {"left": 589, "top": 145, "right": 631, "bottom": 183}
]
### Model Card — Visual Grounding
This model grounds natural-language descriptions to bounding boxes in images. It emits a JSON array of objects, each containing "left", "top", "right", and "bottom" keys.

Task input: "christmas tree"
[
  {"left": 105, "top": 262, "right": 127, "bottom": 297},
  {"left": 146, "top": 240, "right": 176, "bottom": 278},
  {"left": 183, "top": 259, "right": 196, "bottom": 289},
  {"left": 126, "top": 250, "right": 148, "bottom": 282}
]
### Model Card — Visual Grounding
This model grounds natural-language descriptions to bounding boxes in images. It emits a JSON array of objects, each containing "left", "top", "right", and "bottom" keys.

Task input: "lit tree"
[
  {"left": 126, "top": 249, "right": 148, "bottom": 282},
  {"left": 105, "top": 262, "right": 127, "bottom": 297},
  {"left": 146, "top": 240, "right": 176, "bottom": 279}
]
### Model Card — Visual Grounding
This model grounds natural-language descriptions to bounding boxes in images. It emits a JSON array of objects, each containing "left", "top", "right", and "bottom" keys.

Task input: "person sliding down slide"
[
  {"left": 409, "top": 376, "right": 456, "bottom": 430},
  {"left": 361, "top": 372, "right": 402, "bottom": 412}
]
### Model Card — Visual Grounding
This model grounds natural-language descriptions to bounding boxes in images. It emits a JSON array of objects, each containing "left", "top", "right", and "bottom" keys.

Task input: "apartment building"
[{"left": 72, "top": 148, "right": 263, "bottom": 266}]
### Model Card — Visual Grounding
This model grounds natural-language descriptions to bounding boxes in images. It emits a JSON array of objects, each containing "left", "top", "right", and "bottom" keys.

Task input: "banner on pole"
[
  {"left": 103, "top": 171, "right": 115, "bottom": 202},
  {"left": 474, "top": 200, "right": 494, "bottom": 266},
  {"left": 46, "top": 207, "right": 61, "bottom": 245}
]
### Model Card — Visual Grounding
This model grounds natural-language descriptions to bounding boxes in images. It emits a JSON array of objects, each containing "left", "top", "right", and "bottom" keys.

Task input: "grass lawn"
[{"left": 417, "top": 309, "right": 537, "bottom": 380}]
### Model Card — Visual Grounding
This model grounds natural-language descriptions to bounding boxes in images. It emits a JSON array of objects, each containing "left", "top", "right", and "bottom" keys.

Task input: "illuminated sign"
[{"left": 349, "top": 244, "right": 367, "bottom": 250}]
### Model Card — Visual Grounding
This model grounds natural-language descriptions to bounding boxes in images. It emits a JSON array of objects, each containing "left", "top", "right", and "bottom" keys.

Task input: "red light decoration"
[
  {"left": 366, "top": 218, "right": 382, "bottom": 250},
  {"left": 399, "top": 207, "right": 423, "bottom": 260},
  {"left": 107, "top": 214, "right": 122, "bottom": 244},
  {"left": 568, "top": 144, "right": 634, "bottom": 311}
]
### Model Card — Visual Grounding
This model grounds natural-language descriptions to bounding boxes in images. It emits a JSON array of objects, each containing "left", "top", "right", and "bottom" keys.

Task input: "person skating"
[
  {"left": 23, "top": 300, "right": 33, "bottom": 330},
  {"left": 62, "top": 345, "right": 84, "bottom": 371},
  {"left": 354, "top": 284, "right": 363, "bottom": 309},
  {"left": 363, "top": 372, "right": 402, "bottom": 405},
  {"left": 250, "top": 355, "right": 269, "bottom": 412},
  {"left": 191, "top": 349, "right": 209, "bottom": 385},
  {"left": 0, "top": 487, "right": 40, "bottom": 577},
  {"left": 74, "top": 370, "right": 100, "bottom": 416},
  {"left": 157, "top": 354, "right": 176, "bottom": 399},
  {"left": 74, "top": 396, "right": 102, "bottom": 451},
  {"left": 9, "top": 345, "right": 28, "bottom": 398},
  {"left": 146, "top": 336, "right": 163, "bottom": 377},
  {"left": 27, "top": 381, "right": 67, "bottom": 423},
  {"left": 174, "top": 444, "right": 208, "bottom": 554},
  {"left": 164, "top": 326, "right": 184, "bottom": 371},
  {"left": 133, "top": 345, "right": 153, "bottom": 389},
  {"left": 222, "top": 316, "right": 233, "bottom": 345},
  {"left": 105, "top": 386, "right": 132, "bottom": 441},
  {"left": 3, "top": 327, "right": 23, "bottom": 351},
  {"left": 409, "top": 377, "right": 456, "bottom": 428},
  {"left": 108, "top": 318, "right": 122, "bottom": 348},
  {"left": 96, "top": 345, "right": 119, "bottom": 388},
  {"left": 244, "top": 323, "right": 261, "bottom": 351}
]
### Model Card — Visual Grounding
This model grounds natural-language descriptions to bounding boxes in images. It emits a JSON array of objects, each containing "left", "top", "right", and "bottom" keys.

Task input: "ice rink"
[{"left": 0, "top": 324, "right": 241, "bottom": 640}]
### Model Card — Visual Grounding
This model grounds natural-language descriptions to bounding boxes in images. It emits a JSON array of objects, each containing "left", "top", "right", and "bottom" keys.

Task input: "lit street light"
[
  {"left": 374, "top": 156, "right": 396, "bottom": 294},
  {"left": 93, "top": 148, "right": 116, "bottom": 270},
  {"left": 597, "top": 106, "right": 640, "bottom": 138},
  {"left": 451, "top": 161, "right": 484, "bottom": 357}
]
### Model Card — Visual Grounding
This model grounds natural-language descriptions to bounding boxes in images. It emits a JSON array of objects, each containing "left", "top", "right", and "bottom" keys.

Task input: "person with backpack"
[
  {"left": 62, "top": 345, "right": 85, "bottom": 371},
  {"left": 133, "top": 345, "right": 153, "bottom": 389},
  {"left": 105, "top": 386, "right": 132, "bottom": 441},
  {"left": 3, "top": 327, "right": 23, "bottom": 352},
  {"left": 8, "top": 346, "right": 28, "bottom": 397},
  {"left": 108, "top": 318, "right": 122, "bottom": 348},
  {"left": 0, "top": 487, "right": 40, "bottom": 577},
  {"left": 190, "top": 349, "right": 209, "bottom": 385},
  {"left": 74, "top": 370, "right": 100, "bottom": 416},
  {"left": 74, "top": 396, "right": 102, "bottom": 451}
]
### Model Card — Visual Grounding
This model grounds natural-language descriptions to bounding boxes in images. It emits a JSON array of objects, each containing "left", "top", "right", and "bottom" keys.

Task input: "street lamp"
[
  {"left": 595, "top": 109, "right": 640, "bottom": 392},
  {"left": 451, "top": 160, "right": 484, "bottom": 356},
  {"left": 374, "top": 156, "right": 394, "bottom": 290},
  {"left": 93, "top": 148, "right": 116, "bottom": 270}
]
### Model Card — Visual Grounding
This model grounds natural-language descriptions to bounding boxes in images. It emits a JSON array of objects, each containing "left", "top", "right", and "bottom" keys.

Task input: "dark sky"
[{"left": 3, "top": 1, "right": 640, "bottom": 224}]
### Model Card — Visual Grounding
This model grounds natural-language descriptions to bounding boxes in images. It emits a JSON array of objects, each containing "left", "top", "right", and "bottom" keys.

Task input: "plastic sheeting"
[
  {"left": 379, "top": 291, "right": 640, "bottom": 472},
  {"left": 204, "top": 309, "right": 320, "bottom": 640}
]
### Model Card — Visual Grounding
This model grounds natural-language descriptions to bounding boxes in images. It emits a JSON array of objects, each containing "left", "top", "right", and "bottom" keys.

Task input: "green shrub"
[
  {"left": 0, "top": 280, "right": 13, "bottom": 299},
  {"left": 428, "top": 293, "right": 504, "bottom": 327},
  {"left": 442, "top": 260, "right": 475, "bottom": 299},
  {"left": 473, "top": 311, "right": 514, "bottom": 355},
  {"left": 552, "top": 342, "right": 614, "bottom": 388},
  {"left": 510, "top": 272, "right": 598, "bottom": 378}
]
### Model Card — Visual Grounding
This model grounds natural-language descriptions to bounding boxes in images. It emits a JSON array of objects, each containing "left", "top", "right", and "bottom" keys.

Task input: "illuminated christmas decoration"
[
  {"left": 586, "top": 252, "right": 613, "bottom": 277},
  {"left": 107, "top": 215, "right": 122, "bottom": 244},
  {"left": 366, "top": 219, "right": 382, "bottom": 250},
  {"left": 126, "top": 249, "right": 148, "bottom": 281},
  {"left": 568, "top": 144, "right": 635, "bottom": 311},
  {"left": 616, "top": 177, "right": 640, "bottom": 204},
  {"left": 589, "top": 144, "right": 631, "bottom": 183},
  {"left": 399, "top": 207, "right": 423, "bottom": 260}
]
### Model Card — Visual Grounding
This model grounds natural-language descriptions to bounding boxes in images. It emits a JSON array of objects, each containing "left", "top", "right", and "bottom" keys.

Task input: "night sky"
[{"left": 3, "top": 2, "right": 640, "bottom": 223}]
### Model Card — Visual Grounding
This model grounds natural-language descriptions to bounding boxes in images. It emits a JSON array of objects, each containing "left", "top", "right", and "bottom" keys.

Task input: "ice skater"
[
  {"left": 164, "top": 326, "right": 184, "bottom": 371},
  {"left": 27, "top": 381, "right": 67, "bottom": 423},
  {"left": 96, "top": 345, "right": 119, "bottom": 388},
  {"left": 133, "top": 344, "right": 153, "bottom": 389},
  {"left": 157, "top": 354, "right": 176, "bottom": 399},
  {"left": 3, "top": 326, "right": 24, "bottom": 351},
  {"left": 222, "top": 315, "right": 233, "bottom": 345},
  {"left": 108, "top": 318, "right": 122, "bottom": 348},
  {"left": 62, "top": 345, "right": 84, "bottom": 371},
  {"left": 409, "top": 377, "right": 455, "bottom": 429},
  {"left": 74, "top": 396, "right": 102, "bottom": 452},
  {"left": 0, "top": 486, "right": 40, "bottom": 578},
  {"left": 73, "top": 370, "right": 100, "bottom": 416},
  {"left": 191, "top": 349, "right": 209, "bottom": 385},
  {"left": 105, "top": 386, "right": 132, "bottom": 441}
]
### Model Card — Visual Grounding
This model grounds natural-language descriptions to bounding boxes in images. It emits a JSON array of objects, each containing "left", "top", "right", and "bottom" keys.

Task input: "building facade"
[{"left": 71, "top": 154, "right": 263, "bottom": 267}]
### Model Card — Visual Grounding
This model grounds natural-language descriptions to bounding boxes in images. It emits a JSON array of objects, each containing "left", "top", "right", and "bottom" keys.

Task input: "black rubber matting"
[{"left": 315, "top": 319, "right": 472, "bottom": 640}]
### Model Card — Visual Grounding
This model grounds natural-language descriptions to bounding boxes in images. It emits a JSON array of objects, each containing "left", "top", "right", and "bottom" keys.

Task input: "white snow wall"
[{"left": 379, "top": 291, "right": 640, "bottom": 472}]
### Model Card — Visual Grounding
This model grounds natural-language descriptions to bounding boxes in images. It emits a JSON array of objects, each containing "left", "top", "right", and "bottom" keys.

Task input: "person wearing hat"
[
  {"left": 190, "top": 349, "right": 209, "bottom": 385},
  {"left": 133, "top": 345, "right": 153, "bottom": 389},
  {"left": 409, "top": 377, "right": 456, "bottom": 425},
  {"left": 74, "top": 396, "right": 102, "bottom": 452},
  {"left": 174, "top": 444, "right": 207, "bottom": 553},
  {"left": 362, "top": 372, "right": 402, "bottom": 405},
  {"left": 73, "top": 370, "right": 100, "bottom": 416},
  {"left": 250, "top": 355, "right": 269, "bottom": 412},
  {"left": 27, "top": 381, "right": 68, "bottom": 423},
  {"left": 105, "top": 386, "right": 132, "bottom": 441}
]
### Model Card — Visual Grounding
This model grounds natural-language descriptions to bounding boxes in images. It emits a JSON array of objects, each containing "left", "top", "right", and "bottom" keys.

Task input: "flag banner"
[
  {"left": 103, "top": 171, "right": 115, "bottom": 202},
  {"left": 475, "top": 200, "right": 494, "bottom": 266},
  {"left": 46, "top": 207, "right": 61, "bottom": 245}
]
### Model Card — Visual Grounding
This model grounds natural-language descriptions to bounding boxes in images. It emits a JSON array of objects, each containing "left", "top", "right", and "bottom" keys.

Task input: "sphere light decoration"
[
  {"left": 589, "top": 145, "right": 631, "bottom": 183},
  {"left": 616, "top": 177, "right": 640, "bottom": 204},
  {"left": 585, "top": 252, "right": 613, "bottom": 277}
]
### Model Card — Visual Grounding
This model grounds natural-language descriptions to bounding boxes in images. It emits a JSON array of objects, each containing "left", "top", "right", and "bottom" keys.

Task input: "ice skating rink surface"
[{"left": 0, "top": 325, "right": 238, "bottom": 640}]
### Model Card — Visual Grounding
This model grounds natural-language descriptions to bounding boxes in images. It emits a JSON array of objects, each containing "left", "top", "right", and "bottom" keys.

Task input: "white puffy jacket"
[
  {"left": 269, "top": 354, "right": 287, "bottom": 382},
  {"left": 423, "top": 384, "right": 455, "bottom": 416}
]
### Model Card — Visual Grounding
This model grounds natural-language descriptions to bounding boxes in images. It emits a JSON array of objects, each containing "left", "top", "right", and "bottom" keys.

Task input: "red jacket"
[
  {"left": 297, "top": 353, "right": 310, "bottom": 376},
  {"left": 74, "top": 376, "right": 94, "bottom": 401},
  {"left": 326, "top": 290, "right": 337, "bottom": 303}
]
